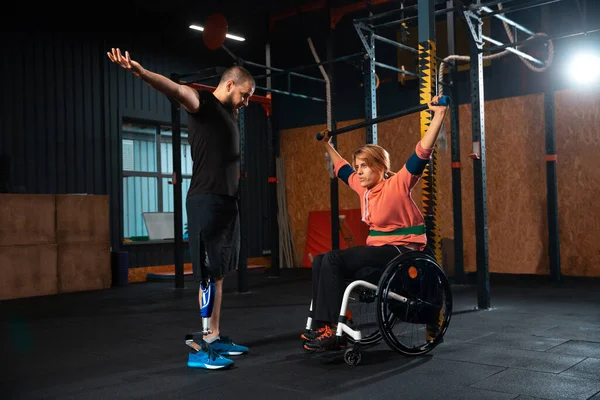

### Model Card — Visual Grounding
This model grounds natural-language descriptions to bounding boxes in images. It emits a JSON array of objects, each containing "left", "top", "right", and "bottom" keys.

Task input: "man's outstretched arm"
[{"left": 107, "top": 48, "right": 201, "bottom": 113}]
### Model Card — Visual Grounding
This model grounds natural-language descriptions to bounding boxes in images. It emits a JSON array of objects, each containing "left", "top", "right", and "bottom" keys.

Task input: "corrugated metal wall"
[
  {"left": 1, "top": 33, "right": 106, "bottom": 195},
  {"left": 242, "top": 103, "right": 273, "bottom": 257},
  {"left": 1, "top": 31, "right": 274, "bottom": 267}
]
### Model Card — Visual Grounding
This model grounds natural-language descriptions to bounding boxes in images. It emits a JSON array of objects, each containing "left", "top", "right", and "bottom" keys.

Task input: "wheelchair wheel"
[{"left": 376, "top": 251, "right": 452, "bottom": 356}]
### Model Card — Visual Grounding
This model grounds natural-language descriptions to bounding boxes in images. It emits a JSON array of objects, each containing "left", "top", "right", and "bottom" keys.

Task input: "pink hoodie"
[{"left": 334, "top": 141, "right": 434, "bottom": 250}]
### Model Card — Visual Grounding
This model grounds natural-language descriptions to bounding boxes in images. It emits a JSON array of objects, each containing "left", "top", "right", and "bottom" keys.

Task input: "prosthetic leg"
[
  {"left": 185, "top": 239, "right": 215, "bottom": 352},
  {"left": 200, "top": 278, "right": 216, "bottom": 335}
]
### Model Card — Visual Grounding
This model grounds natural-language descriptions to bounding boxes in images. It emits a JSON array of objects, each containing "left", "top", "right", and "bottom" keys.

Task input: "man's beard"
[{"left": 224, "top": 96, "right": 239, "bottom": 121}]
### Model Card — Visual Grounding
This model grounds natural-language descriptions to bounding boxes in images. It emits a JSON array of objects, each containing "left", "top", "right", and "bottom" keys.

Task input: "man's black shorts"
[{"left": 186, "top": 194, "right": 240, "bottom": 282}]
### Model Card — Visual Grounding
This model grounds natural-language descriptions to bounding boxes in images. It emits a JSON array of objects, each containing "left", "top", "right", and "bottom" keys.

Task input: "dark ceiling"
[
  {"left": 5, "top": 0, "right": 597, "bottom": 40},
  {"left": 4, "top": 0, "right": 598, "bottom": 69}
]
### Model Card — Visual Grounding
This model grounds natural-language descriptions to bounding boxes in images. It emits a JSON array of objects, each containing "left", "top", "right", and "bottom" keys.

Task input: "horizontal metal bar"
[
  {"left": 469, "top": 0, "right": 531, "bottom": 11},
  {"left": 254, "top": 85, "right": 325, "bottom": 102},
  {"left": 482, "top": 34, "right": 544, "bottom": 65},
  {"left": 371, "top": 0, "right": 524, "bottom": 30},
  {"left": 326, "top": 103, "right": 431, "bottom": 137},
  {"left": 122, "top": 171, "right": 158, "bottom": 178},
  {"left": 372, "top": 5, "right": 459, "bottom": 29},
  {"left": 244, "top": 59, "right": 285, "bottom": 72},
  {"left": 244, "top": 60, "right": 325, "bottom": 83},
  {"left": 373, "top": 34, "right": 418, "bottom": 54},
  {"left": 177, "top": 67, "right": 219, "bottom": 80},
  {"left": 479, "top": 0, "right": 562, "bottom": 18},
  {"left": 482, "top": 35, "right": 545, "bottom": 53},
  {"left": 288, "top": 72, "right": 324, "bottom": 82},
  {"left": 122, "top": 171, "right": 195, "bottom": 178},
  {"left": 551, "top": 28, "right": 600, "bottom": 40},
  {"left": 481, "top": 28, "right": 600, "bottom": 53},
  {"left": 251, "top": 52, "right": 364, "bottom": 82},
  {"left": 354, "top": 3, "right": 418, "bottom": 23},
  {"left": 371, "top": 32, "right": 447, "bottom": 63},
  {"left": 371, "top": 13, "right": 416, "bottom": 29},
  {"left": 480, "top": 6, "right": 536, "bottom": 37},
  {"left": 187, "top": 73, "right": 223, "bottom": 84},
  {"left": 374, "top": 61, "right": 419, "bottom": 77}
]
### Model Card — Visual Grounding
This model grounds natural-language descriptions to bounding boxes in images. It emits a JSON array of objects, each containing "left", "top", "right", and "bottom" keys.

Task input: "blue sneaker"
[
  {"left": 210, "top": 336, "right": 249, "bottom": 356},
  {"left": 187, "top": 345, "right": 234, "bottom": 370}
]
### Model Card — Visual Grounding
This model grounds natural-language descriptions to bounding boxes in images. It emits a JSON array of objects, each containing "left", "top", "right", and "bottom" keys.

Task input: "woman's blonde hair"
[{"left": 353, "top": 144, "right": 396, "bottom": 178}]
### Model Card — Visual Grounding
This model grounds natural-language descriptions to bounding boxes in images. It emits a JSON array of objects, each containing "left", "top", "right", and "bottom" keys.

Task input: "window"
[{"left": 122, "top": 121, "right": 193, "bottom": 240}]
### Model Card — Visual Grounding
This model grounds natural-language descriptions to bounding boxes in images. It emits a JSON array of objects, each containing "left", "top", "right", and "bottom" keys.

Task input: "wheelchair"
[{"left": 303, "top": 250, "right": 453, "bottom": 366}]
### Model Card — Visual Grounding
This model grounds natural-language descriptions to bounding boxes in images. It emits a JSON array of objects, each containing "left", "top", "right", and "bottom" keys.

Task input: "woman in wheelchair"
[{"left": 302, "top": 96, "right": 448, "bottom": 352}]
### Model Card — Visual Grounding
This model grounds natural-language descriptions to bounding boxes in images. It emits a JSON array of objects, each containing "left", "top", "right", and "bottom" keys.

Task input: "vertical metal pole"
[
  {"left": 328, "top": 5, "right": 340, "bottom": 250},
  {"left": 266, "top": 41, "right": 280, "bottom": 276},
  {"left": 364, "top": 28, "right": 378, "bottom": 145},
  {"left": 467, "top": 11, "right": 491, "bottom": 309},
  {"left": 266, "top": 42, "right": 272, "bottom": 93},
  {"left": 418, "top": 0, "right": 440, "bottom": 261},
  {"left": 544, "top": 91, "right": 561, "bottom": 282},
  {"left": 155, "top": 126, "right": 164, "bottom": 213},
  {"left": 447, "top": 0, "right": 465, "bottom": 283},
  {"left": 170, "top": 73, "right": 184, "bottom": 289},
  {"left": 238, "top": 108, "right": 249, "bottom": 292},
  {"left": 541, "top": 2, "right": 561, "bottom": 284}
]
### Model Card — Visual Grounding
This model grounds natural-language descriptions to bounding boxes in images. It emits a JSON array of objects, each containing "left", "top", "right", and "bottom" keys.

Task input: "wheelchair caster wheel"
[{"left": 344, "top": 348, "right": 361, "bottom": 366}]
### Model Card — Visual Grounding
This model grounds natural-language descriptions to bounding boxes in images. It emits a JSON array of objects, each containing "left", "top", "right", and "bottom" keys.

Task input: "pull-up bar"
[
  {"left": 254, "top": 85, "right": 325, "bottom": 102},
  {"left": 242, "top": 60, "right": 325, "bottom": 83},
  {"left": 251, "top": 52, "right": 365, "bottom": 82},
  {"left": 316, "top": 96, "right": 450, "bottom": 140}
]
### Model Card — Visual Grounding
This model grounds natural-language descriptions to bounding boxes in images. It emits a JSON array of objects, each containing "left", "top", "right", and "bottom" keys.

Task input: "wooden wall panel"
[
  {"left": 58, "top": 243, "right": 112, "bottom": 293},
  {"left": 483, "top": 94, "right": 547, "bottom": 274},
  {"left": 280, "top": 120, "right": 364, "bottom": 263},
  {"left": 0, "top": 194, "right": 112, "bottom": 300},
  {"left": 0, "top": 245, "right": 58, "bottom": 300},
  {"left": 56, "top": 195, "right": 110, "bottom": 244},
  {"left": 0, "top": 194, "right": 55, "bottom": 246},
  {"left": 555, "top": 89, "right": 600, "bottom": 277}
]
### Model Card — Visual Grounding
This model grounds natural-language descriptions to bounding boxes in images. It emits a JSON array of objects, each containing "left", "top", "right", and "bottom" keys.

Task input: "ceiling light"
[
  {"left": 568, "top": 52, "right": 600, "bottom": 84},
  {"left": 189, "top": 25, "right": 245, "bottom": 42}
]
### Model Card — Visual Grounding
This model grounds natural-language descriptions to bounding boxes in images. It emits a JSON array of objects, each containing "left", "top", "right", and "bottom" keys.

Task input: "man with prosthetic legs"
[{"left": 106, "top": 48, "right": 252, "bottom": 370}]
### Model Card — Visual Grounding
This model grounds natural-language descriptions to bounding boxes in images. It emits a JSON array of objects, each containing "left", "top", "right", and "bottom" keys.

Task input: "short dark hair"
[{"left": 220, "top": 65, "right": 255, "bottom": 86}]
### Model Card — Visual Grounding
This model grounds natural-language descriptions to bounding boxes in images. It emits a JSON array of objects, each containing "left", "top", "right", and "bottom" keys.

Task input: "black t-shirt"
[{"left": 186, "top": 90, "right": 240, "bottom": 198}]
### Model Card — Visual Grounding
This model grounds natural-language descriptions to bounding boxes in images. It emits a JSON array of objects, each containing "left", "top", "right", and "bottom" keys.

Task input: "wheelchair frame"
[{"left": 303, "top": 250, "right": 452, "bottom": 366}]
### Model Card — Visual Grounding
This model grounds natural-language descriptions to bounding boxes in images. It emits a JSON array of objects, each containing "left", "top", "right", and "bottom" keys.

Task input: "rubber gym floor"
[{"left": 2, "top": 268, "right": 600, "bottom": 400}]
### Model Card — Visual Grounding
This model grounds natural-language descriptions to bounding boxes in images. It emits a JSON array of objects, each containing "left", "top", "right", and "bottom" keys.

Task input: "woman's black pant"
[{"left": 311, "top": 245, "right": 412, "bottom": 325}]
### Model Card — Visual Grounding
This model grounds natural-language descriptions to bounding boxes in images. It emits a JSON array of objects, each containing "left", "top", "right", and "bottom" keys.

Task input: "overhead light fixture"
[
  {"left": 568, "top": 52, "right": 600, "bottom": 84},
  {"left": 189, "top": 25, "right": 246, "bottom": 42}
]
